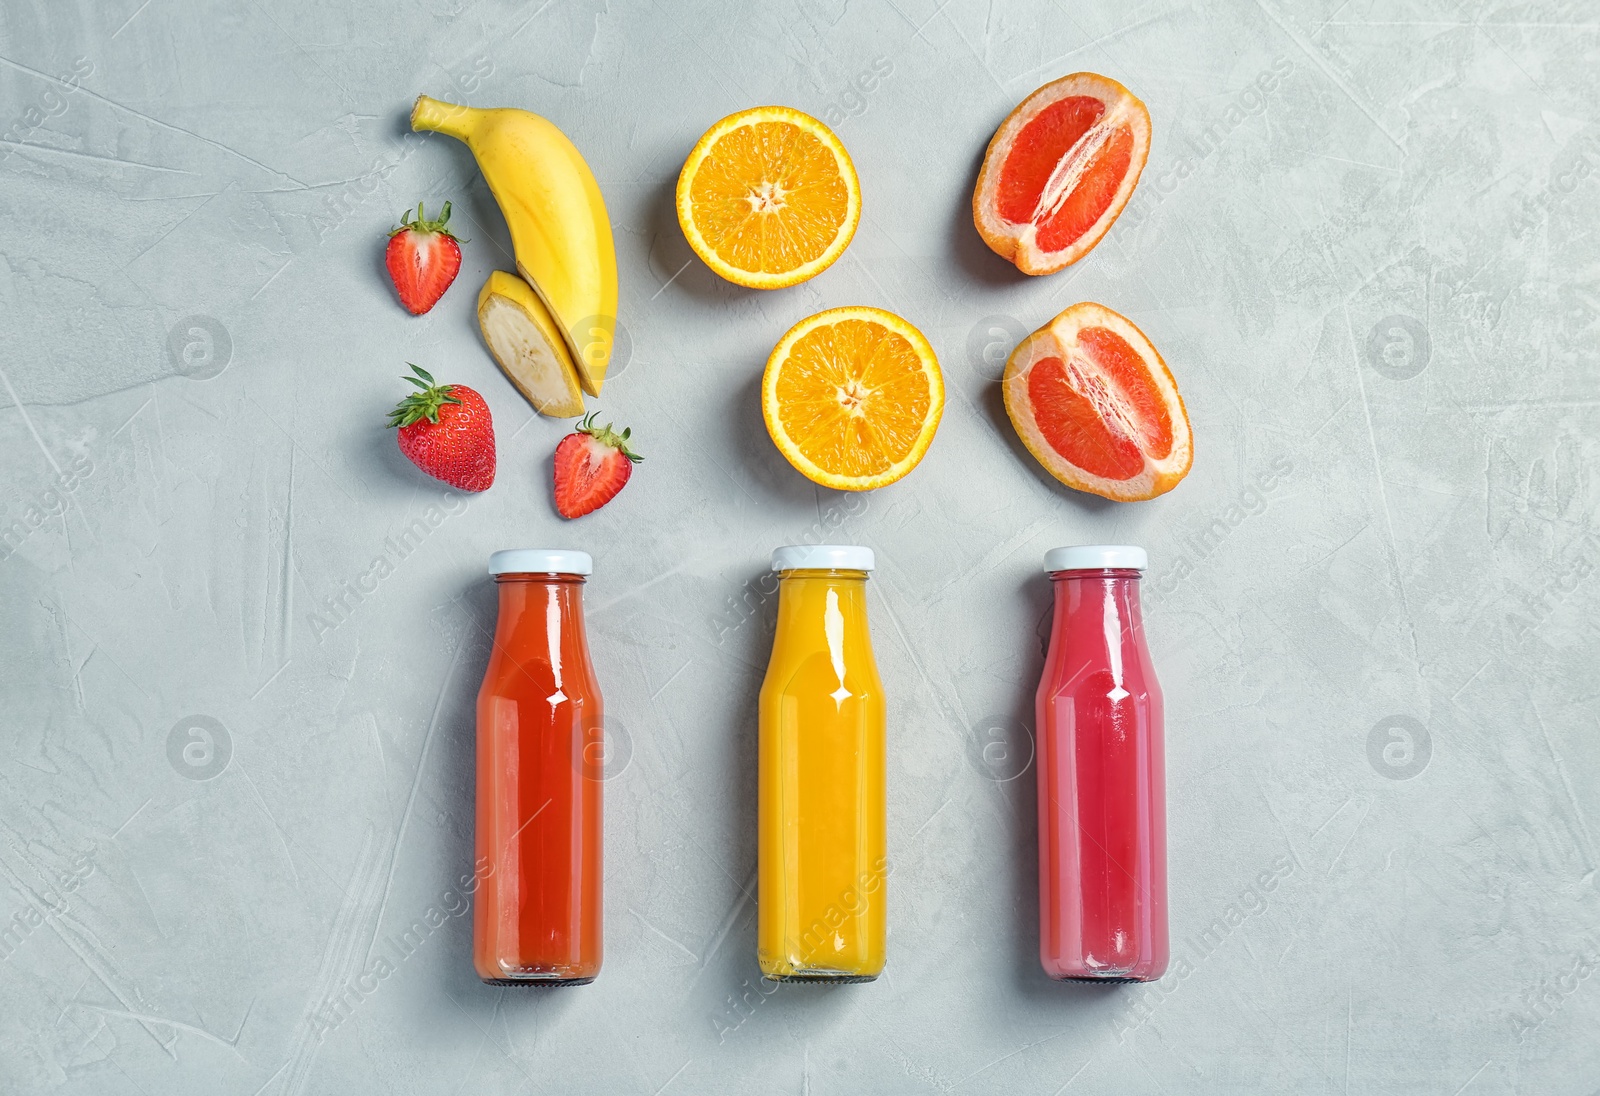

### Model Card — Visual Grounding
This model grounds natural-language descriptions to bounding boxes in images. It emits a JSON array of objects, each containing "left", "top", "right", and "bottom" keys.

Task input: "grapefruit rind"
[
  {"left": 677, "top": 106, "right": 862, "bottom": 291},
  {"left": 973, "top": 72, "right": 1151, "bottom": 276},
  {"left": 763, "top": 306, "right": 945, "bottom": 492},
  {"left": 1001, "top": 302, "right": 1191, "bottom": 501}
]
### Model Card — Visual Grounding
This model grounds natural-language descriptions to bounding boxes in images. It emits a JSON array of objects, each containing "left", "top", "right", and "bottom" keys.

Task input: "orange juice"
[{"left": 757, "top": 545, "right": 887, "bottom": 981}]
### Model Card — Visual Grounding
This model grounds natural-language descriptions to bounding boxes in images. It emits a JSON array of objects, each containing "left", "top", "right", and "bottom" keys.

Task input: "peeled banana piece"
[
  {"left": 477, "top": 271, "right": 585, "bottom": 418},
  {"left": 412, "top": 96, "right": 617, "bottom": 397}
]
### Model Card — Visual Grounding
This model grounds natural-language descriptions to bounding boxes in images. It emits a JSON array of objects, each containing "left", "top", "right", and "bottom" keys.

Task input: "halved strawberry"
[
  {"left": 553, "top": 414, "right": 642, "bottom": 519},
  {"left": 386, "top": 201, "right": 463, "bottom": 315}
]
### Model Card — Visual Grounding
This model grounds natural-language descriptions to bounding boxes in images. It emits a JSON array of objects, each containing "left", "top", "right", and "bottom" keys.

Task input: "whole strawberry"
[
  {"left": 386, "top": 201, "right": 462, "bottom": 315},
  {"left": 388, "top": 364, "right": 495, "bottom": 492},
  {"left": 553, "top": 414, "right": 642, "bottom": 518}
]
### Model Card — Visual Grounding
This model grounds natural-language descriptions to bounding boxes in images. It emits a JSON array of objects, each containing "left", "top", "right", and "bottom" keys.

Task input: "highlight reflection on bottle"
[
  {"left": 757, "top": 545, "right": 887, "bottom": 982},
  {"left": 1036, "top": 545, "right": 1168, "bottom": 982},
  {"left": 474, "top": 549, "right": 603, "bottom": 986}
]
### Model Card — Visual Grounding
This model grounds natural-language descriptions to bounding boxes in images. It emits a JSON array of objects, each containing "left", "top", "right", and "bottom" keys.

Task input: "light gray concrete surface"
[{"left": 2, "top": 0, "right": 1597, "bottom": 1092}]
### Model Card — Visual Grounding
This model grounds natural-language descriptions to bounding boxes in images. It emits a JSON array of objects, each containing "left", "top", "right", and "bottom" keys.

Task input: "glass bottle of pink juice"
[{"left": 1036, "top": 545, "right": 1168, "bottom": 982}]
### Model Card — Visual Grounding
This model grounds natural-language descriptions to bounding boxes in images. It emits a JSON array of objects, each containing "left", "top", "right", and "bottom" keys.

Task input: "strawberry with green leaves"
[
  {"left": 386, "top": 201, "right": 463, "bottom": 315},
  {"left": 553, "top": 414, "right": 642, "bottom": 518},
  {"left": 388, "top": 364, "right": 495, "bottom": 492}
]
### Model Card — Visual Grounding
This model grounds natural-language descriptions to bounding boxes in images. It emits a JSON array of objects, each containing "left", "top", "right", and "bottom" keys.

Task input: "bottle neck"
[
  {"left": 495, "top": 570, "right": 587, "bottom": 595},
  {"left": 493, "top": 573, "right": 588, "bottom": 652},
  {"left": 774, "top": 569, "right": 870, "bottom": 636},
  {"left": 1049, "top": 568, "right": 1146, "bottom": 636},
  {"left": 777, "top": 568, "right": 869, "bottom": 580},
  {"left": 1050, "top": 567, "right": 1143, "bottom": 587},
  {"left": 776, "top": 568, "right": 870, "bottom": 599}
]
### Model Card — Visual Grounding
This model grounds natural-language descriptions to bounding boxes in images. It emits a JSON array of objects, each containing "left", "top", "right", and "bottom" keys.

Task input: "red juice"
[
  {"left": 1036, "top": 545, "right": 1168, "bottom": 981},
  {"left": 474, "top": 549, "right": 603, "bottom": 986}
]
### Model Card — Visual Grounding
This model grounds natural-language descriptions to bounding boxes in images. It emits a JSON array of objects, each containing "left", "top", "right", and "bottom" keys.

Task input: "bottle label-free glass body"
[
  {"left": 474, "top": 573, "right": 603, "bottom": 985},
  {"left": 1036, "top": 568, "right": 1168, "bottom": 981},
  {"left": 758, "top": 569, "right": 887, "bottom": 981}
]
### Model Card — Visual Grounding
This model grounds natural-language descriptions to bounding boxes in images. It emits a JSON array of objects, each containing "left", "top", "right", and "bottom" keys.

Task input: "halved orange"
[
  {"left": 763, "top": 307, "right": 943, "bottom": 491},
  {"left": 973, "top": 72, "right": 1150, "bottom": 275},
  {"left": 1002, "top": 302, "right": 1191, "bottom": 501},
  {"left": 677, "top": 107, "right": 861, "bottom": 290}
]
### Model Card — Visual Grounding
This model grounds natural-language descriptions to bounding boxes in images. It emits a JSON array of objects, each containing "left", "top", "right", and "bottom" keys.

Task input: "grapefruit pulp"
[
  {"left": 973, "top": 72, "right": 1150, "bottom": 275},
  {"left": 1002, "top": 302, "right": 1191, "bottom": 501}
]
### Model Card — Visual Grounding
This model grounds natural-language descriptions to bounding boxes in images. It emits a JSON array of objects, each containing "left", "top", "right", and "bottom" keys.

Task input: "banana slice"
[{"left": 477, "top": 271, "right": 584, "bottom": 417}]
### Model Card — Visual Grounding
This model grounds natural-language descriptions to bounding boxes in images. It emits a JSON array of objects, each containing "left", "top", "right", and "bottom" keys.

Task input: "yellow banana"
[
  {"left": 412, "top": 96, "right": 618, "bottom": 397},
  {"left": 477, "top": 271, "right": 585, "bottom": 417}
]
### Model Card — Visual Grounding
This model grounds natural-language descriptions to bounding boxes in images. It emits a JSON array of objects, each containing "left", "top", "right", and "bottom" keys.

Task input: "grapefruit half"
[
  {"left": 973, "top": 72, "right": 1150, "bottom": 275},
  {"left": 1002, "top": 302, "right": 1191, "bottom": 501}
]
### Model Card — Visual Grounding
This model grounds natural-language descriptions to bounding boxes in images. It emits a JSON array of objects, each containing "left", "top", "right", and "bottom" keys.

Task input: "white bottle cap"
[
  {"left": 1043, "top": 545, "right": 1148, "bottom": 572},
  {"left": 488, "top": 549, "right": 593, "bottom": 576},
  {"left": 770, "top": 545, "right": 875, "bottom": 572}
]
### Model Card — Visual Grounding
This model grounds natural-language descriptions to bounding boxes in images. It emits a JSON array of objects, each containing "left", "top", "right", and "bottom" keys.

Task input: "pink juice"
[{"left": 1036, "top": 545, "right": 1168, "bottom": 982}]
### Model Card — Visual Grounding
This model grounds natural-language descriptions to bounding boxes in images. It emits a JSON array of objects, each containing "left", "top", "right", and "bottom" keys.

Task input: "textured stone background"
[{"left": 2, "top": 0, "right": 1598, "bottom": 1092}]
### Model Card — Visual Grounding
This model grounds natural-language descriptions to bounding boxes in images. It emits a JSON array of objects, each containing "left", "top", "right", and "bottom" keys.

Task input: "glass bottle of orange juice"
[{"left": 757, "top": 545, "right": 887, "bottom": 982}]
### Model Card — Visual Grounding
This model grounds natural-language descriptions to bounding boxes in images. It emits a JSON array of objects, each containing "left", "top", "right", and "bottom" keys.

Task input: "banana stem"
[{"left": 411, "top": 95, "right": 476, "bottom": 141}]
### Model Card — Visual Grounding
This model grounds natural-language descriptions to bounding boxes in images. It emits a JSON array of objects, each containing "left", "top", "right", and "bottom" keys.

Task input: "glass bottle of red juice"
[
  {"left": 1036, "top": 545, "right": 1168, "bottom": 982},
  {"left": 474, "top": 549, "right": 603, "bottom": 986}
]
